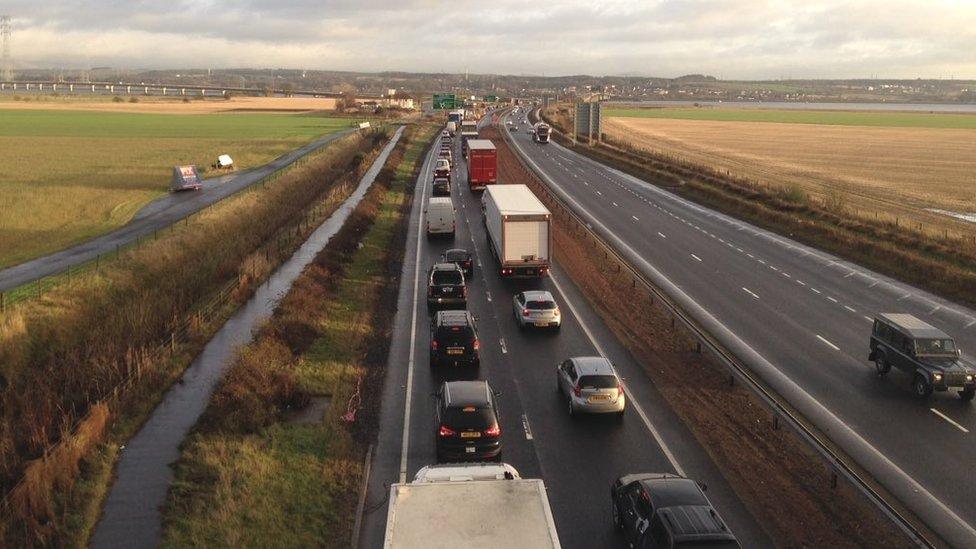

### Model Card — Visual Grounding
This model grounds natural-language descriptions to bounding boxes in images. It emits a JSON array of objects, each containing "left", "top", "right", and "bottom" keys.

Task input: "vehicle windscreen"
[
  {"left": 527, "top": 300, "right": 556, "bottom": 310},
  {"left": 443, "top": 407, "right": 495, "bottom": 430},
  {"left": 916, "top": 338, "right": 957, "bottom": 355},
  {"left": 578, "top": 375, "right": 618, "bottom": 389},
  {"left": 432, "top": 270, "right": 463, "bottom": 285}
]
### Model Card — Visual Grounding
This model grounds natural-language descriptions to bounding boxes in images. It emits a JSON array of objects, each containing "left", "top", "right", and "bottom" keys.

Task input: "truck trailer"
[
  {"left": 533, "top": 122, "right": 551, "bottom": 144},
  {"left": 383, "top": 463, "right": 560, "bottom": 549},
  {"left": 482, "top": 184, "right": 551, "bottom": 278},
  {"left": 466, "top": 140, "right": 497, "bottom": 191}
]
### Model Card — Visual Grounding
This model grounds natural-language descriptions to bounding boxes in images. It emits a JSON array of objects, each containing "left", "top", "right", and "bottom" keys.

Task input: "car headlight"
[
  {"left": 967, "top": 375, "right": 974, "bottom": 382},
  {"left": 933, "top": 373, "right": 943, "bottom": 382}
]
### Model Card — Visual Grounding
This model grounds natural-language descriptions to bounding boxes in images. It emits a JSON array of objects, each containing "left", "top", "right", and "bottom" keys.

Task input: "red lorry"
[{"left": 466, "top": 139, "right": 497, "bottom": 192}]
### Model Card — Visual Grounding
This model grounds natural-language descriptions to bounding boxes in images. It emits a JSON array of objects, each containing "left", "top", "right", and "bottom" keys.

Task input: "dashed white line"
[
  {"left": 811, "top": 288, "right": 821, "bottom": 294},
  {"left": 769, "top": 266, "right": 779, "bottom": 271},
  {"left": 796, "top": 280, "right": 806, "bottom": 286},
  {"left": 657, "top": 232, "right": 667, "bottom": 239},
  {"left": 782, "top": 272, "right": 791, "bottom": 278},
  {"left": 966, "top": 319, "right": 976, "bottom": 329},
  {"left": 500, "top": 338, "right": 508, "bottom": 354},
  {"left": 816, "top": 335, "right": 840, "bottom": 351},
  {"left": 632, "top": 215, "right": 640, "bottom": 221},
  {"left": 521, "top": 414, "right": 534, "bottom": 440},
  {"left": 827, "top": 296, "right": 839, "bottom": 303},
  {"left": 486, "top": 291, "right": 492, "bottom": 302},
  {"left": 930, "top": 408, "right": 970, "bottom": 433},
  {"left": 864, "top": 316, "right": 875, "bottom": 323},
  {"left": 742, "top": 287, "right": 760, "bottom": 299},
  {"left": 929, "top": 305, "right": 942, "bottom": 315},
  {"left": 844, "top": 305, "right": 857, "bottom": 313},
  {"left": 690, "top": 254, "right": 702, "bottom": 262},
  {"left": 612, "top": 201, "right": 619, "bottom": 207},
  {"left": 596, "top": 190, "right": 602, "bottom": 196}
]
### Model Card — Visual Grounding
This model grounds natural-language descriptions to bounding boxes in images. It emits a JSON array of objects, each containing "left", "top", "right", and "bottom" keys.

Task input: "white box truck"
[
  {"left": 383, "top": 463, "right": 560, "bottom": 549},
  {"left": 482, "top": 184, "right": 551, "bottom": 278}
]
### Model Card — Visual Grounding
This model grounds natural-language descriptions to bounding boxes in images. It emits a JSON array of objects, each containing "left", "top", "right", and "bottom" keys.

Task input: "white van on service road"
[{"left": 426, "top": 197, "right": 456, "bottom": 238}]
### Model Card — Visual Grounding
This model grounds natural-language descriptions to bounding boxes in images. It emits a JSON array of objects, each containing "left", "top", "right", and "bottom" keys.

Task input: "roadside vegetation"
[
  {"left": 161, "top": 122, "right": 435, "bottom": 546},
  {"left": 0, "top": 108, "right": 354, "bottom": 268},
  {"left": 543, "top": 105, "right": 976, "bottom": 308},
  {"left": 488, "top": 125, "right": 910, "bottom": 547},
  {"left": 0, "top": 128, "right": 390, "bottom": 546}
]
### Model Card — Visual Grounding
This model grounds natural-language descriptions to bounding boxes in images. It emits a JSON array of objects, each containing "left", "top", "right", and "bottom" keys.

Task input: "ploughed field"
[
  {"left": 604, "top": 108, "right": 976, "bottom": 238},
  {"left": 0, "top": 108, "right": 352, "bottom": 268}
]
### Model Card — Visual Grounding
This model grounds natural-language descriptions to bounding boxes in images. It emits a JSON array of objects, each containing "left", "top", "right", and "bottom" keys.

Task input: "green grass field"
[
  {"left": 606, "top": 107, "right": 976, "bottom": 129},
  {"left": 0, "top": 109, "right": 353, "bottom": 268}
]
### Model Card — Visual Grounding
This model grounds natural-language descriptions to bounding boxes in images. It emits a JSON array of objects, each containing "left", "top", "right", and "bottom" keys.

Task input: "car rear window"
[
  {"left": 432, "top": 270, "right": 463, "bottom": 285},
  {"left": 445, "top": 251, "right": 469, "bottom": 261},
  {"left": 578, "top": 375, "right": 618, "bottom": 389},
  {"left": 443, "top": 407, "right": 495, "bottom": 430},
  {"left": 437, "top": 325, "right": 474, "bottom": 343},
  {"left": 527, "top": 300, "right": 556, "bottom": 310}
]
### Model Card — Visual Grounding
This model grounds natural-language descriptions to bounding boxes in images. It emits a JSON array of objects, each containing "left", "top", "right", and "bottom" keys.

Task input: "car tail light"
[
  {"left": 473, "top": 338, "right": 480, "bottom": 351},
  {"left": 523, "top": 309, "right": 531, "bottom": 317},
  {"left": 573, "top": 385, "right": 582, "bottom": 397},
  {"left": 553, "top": 308, "right": 560, "bottom": 317},
  {"left": 428, "top": 286, "right": 434, "bottom": 297},
  {"left": 484, "top": 423, "right": 501, "bottom": 437},
  {"left": 431, "top": 340, "right": 439, "bottom": 351},
  {"left": 462, "top": 286, "right": 467, "bottom": 298},
  {"left": 617, "top": 384, "right": 624, "bottom": 397},
  {"left": 439, "top": 424, "right": 456, "bottom": 437}
]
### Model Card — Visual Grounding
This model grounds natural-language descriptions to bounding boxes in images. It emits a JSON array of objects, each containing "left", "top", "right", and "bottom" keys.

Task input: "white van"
[{"left": 426, "top": 197, "right": 456, "bottom": 237}]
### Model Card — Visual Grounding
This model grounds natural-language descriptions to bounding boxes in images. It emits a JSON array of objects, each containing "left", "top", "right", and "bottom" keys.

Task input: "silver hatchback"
[
  {"left": 556, "top": 356, "right": 625, "bottom": 419},
  {"left": 513, "top": 290, "right": 561, "bottom": 330}
]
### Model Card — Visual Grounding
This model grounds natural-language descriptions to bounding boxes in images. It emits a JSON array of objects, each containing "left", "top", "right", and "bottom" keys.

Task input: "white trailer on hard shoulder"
[
  {"left": 482, "top": 184, "right": 552, "bottom": 278},
  {"left": 383, "top": 463, "right": 560, "bottom": 549}
]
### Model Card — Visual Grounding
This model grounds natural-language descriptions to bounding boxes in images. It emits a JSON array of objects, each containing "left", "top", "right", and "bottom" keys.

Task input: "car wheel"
[
  {"left": 874, "top": 356, "right": 890, "bottom": 376},
  {"left": 960, "top": 388, "right": 975, "bottom": 402},
  {"left": 913, "top": 374, "right": 933, "bottom": 399}
]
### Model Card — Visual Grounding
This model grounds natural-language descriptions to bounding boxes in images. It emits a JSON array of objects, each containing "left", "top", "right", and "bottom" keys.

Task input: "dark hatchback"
[
  {"left": 427, "top": 263, "right": 467, "bottom": 310},
  {"left": 611, "top": 473, "right": 738, "bottom": 549},
  {"left": 435, "top": 380, "right": 502, "bottom": 462},
  {"left": 430, "top": 310, "right": 480, "bottom": 368},
  {"left": 432, "top": 177, "right": 451, "bottom": 196},
  {"left": 441, "top": 248, "right": 473, "bottom": 276}
]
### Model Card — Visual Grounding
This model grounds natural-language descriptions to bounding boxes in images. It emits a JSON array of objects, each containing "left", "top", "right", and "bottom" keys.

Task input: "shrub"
[
  {"left": 112, "top": 96, "right": 124, "bottom": 103},
  {"left": 781, "top": 183, "right": 808, "bottom": 204}
]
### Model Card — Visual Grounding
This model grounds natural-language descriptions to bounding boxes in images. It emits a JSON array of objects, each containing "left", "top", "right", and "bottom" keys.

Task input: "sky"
[{"left": 4, "top": 0, "right": 976, "bottom": 79}]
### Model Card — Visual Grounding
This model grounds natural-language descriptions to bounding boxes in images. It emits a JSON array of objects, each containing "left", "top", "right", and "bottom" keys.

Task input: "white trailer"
[
  {"left": 383, "top": 463, "right": 560, "bottom": 549},
  {"left": 482, "top": 184, "right": 551, "bottom": 278}
]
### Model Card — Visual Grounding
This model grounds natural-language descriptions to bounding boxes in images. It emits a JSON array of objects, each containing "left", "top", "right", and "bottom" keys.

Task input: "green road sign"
[{"left": 433, "top": 93, "right": 458, "bottom": 110}]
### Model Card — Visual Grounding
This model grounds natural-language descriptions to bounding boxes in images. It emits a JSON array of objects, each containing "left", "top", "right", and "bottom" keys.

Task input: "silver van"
[{"left": 426, "top": 197, "right": 456, "bottom": 237}]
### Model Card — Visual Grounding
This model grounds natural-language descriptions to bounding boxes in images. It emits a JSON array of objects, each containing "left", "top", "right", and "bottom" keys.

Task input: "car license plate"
[
  {"left": 461, "top": 432, "right": 481, "bottom": 439},
  {"left": 465, "top": 447, "right": 476, "bottom": 453},
  {"left": 589, "top": 395, "right": 610, "bottom": 403},
  {"left": 535, "top": 322, "right": 548, "bottom": 327},
  {"left": 447, "top": 348, "right": 463, "bottom": 355},
  {"left": 526, "top": 269, "right": 535, "bottom": 275}
]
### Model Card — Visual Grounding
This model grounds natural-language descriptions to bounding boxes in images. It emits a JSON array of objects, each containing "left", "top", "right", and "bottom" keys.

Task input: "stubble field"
[
  {"left": 605, "top": 109, "right": 976, "bottom": 238},
  {"left": 0, "top": 108, "right": 353, "bottom": 268}
]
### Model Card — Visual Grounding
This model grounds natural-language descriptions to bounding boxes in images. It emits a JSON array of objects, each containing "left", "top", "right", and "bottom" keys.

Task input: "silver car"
[
  {"left": 513, "top": 290, "right": 561, "bottom": 330},
  {"left": 556, "top": 356, "right": 625, "bottom": 419}
]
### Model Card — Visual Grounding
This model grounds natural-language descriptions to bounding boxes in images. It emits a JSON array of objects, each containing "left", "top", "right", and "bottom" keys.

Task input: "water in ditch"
[{"left": 91, "top": 126, "right": 404, "bottom": 549}]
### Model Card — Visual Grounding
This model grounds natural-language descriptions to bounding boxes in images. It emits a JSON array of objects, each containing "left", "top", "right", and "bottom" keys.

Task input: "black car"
[
  {"left": 430, "top": 310, "right": 480, "bottom": 368},
  {"left": 435, "top": 380, "right": 501, "bottom": 462},
  {"left": 611, "top": 473, "right": 739, "bottom": 549},
  {"left": 441, "top": 248, "right": 473, "bottom": 276},
  {"left": 432, "top": 177, "right": 451, "bottom": 197},
  {"left": 869, "top": 313, "right": 976, "bottom": 400},
  {"left": 427, "top": 263, "right": 467, "bottom": 310}
]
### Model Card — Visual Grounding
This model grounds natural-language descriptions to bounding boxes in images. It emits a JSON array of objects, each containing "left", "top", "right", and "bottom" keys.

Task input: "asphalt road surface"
[
  {"left": 507, "top": 110, "right": 976, "bottom": 544},
  {"left": 0, "top": 128, "right": 356, "bottom": 292},
  {"left": 358, "top": 123, "right": 771, "bottom": 548}
]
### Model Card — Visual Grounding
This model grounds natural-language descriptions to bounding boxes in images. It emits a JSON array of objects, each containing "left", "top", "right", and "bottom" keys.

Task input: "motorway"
[
  {"left": 359, "top": 122, "right": 771, "bottom": 548},
  {"left": 0, "top": 128, "right": 355, "bottom": 292},
  {"left": 507, "top": 109, "right": 976, "bottom": 544}
]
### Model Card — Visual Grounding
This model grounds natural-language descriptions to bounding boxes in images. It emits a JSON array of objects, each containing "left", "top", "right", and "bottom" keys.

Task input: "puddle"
[
  {"left": 91, "top": 126, "right": 404, "bottom": 549},
  {"left": 926, "top": 208, "right": 976, "bottom": 224}
]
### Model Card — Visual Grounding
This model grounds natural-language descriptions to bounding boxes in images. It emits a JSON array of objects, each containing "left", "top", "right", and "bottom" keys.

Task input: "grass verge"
[
  {"left": 161, "top": 123, "right": 436, "bottom": 546},
  {"left": 0, "top": 128, "right": 390, "bottom": 546},
  {"left": 488, "top": 125, "right": 911, "bottom": 547},
  {"left": 541, "top": 107, "right": 976, "bottom": 309}
]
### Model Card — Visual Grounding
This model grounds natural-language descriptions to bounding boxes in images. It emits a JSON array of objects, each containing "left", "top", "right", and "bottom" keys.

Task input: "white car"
[{"left": 513, "top": 290, "right": 561, "bottom": 330}]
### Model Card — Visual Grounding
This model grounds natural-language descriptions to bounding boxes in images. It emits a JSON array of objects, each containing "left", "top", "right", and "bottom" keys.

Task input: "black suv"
[
  {"left": 611, "top": 473, "right": 739, "bottom": 549},
  {"left": 432, "top": 177, "right": 451, "bottom": 197},
  {"left": 869, "top": 313, "right": 976, "bottom": 400},
  {"left": 427, "top": 263, "right": 467, "bottom": 310},
  {"left": 430, "top": 310, "right": 480, "bottom": 368},
  {"left": 435, "top": 380, "right": 502, "bottom": 462},
  {"left": 441, "top": 248, "right": 473, "bottom": 277}
]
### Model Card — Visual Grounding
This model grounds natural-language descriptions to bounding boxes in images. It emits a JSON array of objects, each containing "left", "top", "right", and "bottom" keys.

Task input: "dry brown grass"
[
  {"left": 0, "top": 96, "right": 338, "bottom": 114},
  {"left": 606, "top": 117, "right": 976, "bottom": 237}
]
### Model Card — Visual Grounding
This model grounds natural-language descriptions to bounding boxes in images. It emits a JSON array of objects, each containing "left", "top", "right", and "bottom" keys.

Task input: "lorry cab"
[
  {"left": 425, "top": 197, "right": 456, "bottom": 237},
  {"left": 869, "top": 313, "right": 976, "bottom": 400}
]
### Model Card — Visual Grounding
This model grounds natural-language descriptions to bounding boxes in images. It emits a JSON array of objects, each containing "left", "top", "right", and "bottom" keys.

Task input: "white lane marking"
[
  {"left": 758, "top": 259, "right": 766, "bottom": 265},
  {"left": 742, "top": 287, "right": 760, "bottom": 299},
  {"left": 632, "top": 215, "right": 640, "bottom": 221},
  {"left": 816, "top": 335, "right": 840, "bottom": 351},
  {"left": 746, "top": 253, "right": 754, "bottom": 258},
  {"left": 657, "top": 232, "right": 666, "bottom": 239},
  {"left": 897, "top": 293, "right": 911, "bottom": 301},
  {"left": 690, "top": 253, "right": 702, "bottom": 262},
  {"left": 966, "top": 319, "right": 976, "bottom": 328},
  {"left": 827, "top": 296, "right": 839, "bottom": 303},
  {"left": 717, "top": 238, "right": 725, "bottom": 243},
  {"left": 500, "top": 338, "right": 508, "bottom": 354},
  {"left": 486, "top": 291, "right": 492, "bottom": 302},
  {"left": 769, "top": 265, "right": 779, "bottom": 271},
  {"left": 521, "top": 414, "right": 534, "bottom": 440},
  {"left": 612, "top": 201, "right": 619, "bottom": 207},
  {"left": 596, "top": 190, "right": 602, "bottom": 196},
  {"left": 399, "top": 142, "right": 433, "bottom": 483},
  {"left": 844, "top": 271, "right": 855, "bottom": 278},
  {"left": 929, "top": 305, "right": 942, "bottom": 315},
  {"left": 864, "top": 316, "right": 874, "bottom": 323},
  {"left": 930, "top": 409, "right": 970, "bottom": 434},
  {"left": 811, "top": 288, "right": 822, "bottom": 294},
  {"left": 549, "top": 273, "right": 685, "bottom": 476},
  {"left": 782, "top": 272, "right": 791, "bottom": 278},
  {"left": 796, "top": 280, "right": 806, "bottom": 286},
  {"left": 844, "top": 305, "right": 857, "bottom": 313}
]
